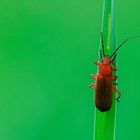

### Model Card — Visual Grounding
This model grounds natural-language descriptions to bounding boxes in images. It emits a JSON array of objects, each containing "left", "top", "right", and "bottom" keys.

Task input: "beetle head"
[{"left": 102, "top": 56, "right": 110, "bottom": 65}]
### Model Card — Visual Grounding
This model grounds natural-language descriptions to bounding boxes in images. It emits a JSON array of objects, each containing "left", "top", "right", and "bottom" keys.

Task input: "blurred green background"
[{"left": 0, "top": 0, "right": 140, "bottom": 140}]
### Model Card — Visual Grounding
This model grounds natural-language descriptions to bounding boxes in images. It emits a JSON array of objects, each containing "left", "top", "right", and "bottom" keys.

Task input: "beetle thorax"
[{"left": 99, "top": 57, "right": 112, "bottom": 76}]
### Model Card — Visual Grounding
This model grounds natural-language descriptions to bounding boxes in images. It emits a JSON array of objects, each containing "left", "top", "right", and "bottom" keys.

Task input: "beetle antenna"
[
  {"left": 100, "top": 32, "right": 105, "bottom": 57},
  {"left": 110, "top": 35, "right": 140, "bottom": 58}
]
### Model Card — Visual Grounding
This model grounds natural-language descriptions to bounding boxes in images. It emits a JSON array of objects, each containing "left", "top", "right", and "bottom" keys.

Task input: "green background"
[{"left": 0, "top": 0, "right": 140, "bottom": 140}]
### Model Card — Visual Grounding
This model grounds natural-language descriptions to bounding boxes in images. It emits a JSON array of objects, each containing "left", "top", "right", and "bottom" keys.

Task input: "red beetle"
[{"left": 89, "top": 33, "right": 140, "bottom": 112}]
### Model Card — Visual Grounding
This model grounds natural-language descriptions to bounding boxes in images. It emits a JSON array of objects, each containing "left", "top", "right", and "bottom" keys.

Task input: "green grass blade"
[{"left": 94, "top": 0, "right": 117, "bottom": 140}]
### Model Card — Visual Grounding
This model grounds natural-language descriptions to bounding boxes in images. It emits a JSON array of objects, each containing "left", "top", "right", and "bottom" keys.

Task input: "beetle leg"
[
  {"left": 111, "top": 61, "right": 116, "bottom": 67},
  {"left": 113, "top": 77, "right": 118, "bottom": 81},
  {"left": 94, "top": 61, "right": 101, "bottom": 66},
  {"left": 116, "top": 94, "right": 121, "bottom": 102},
  {"left": 94, "top": 52, "right": 103, "bottom": 66},
  {"left": 113, "top": 87, "right": 120, "bottom": 94},
  {"left": 90, "top": 74, "right": 97, "bottom": 80},
  {"left": 113, "top": 82, "right": 118, "bottom": 85},
  {"left": 88, "top": 82, "right": 96, "bottom": 88},
  {"left": 113, "top": 87, "right": 121, "bottom": 102},
  {"left": 111, "top": 67, "right": 117, "bottom": 71},
  {"left": 113, "top": 78, "right": 118, "bottom": 85},
  {"left": 112, "top": 75, "right": 118, "bottom": 79}
]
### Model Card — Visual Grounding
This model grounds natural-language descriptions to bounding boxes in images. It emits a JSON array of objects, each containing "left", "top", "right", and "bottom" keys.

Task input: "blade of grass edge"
[{"left": 94, "top": 0, "right": 117, "bottom": 140}]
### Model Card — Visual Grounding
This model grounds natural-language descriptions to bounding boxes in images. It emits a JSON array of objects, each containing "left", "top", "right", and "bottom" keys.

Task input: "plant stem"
[{"left": 94, "top": 0, "right": 116, "bottom": 140}]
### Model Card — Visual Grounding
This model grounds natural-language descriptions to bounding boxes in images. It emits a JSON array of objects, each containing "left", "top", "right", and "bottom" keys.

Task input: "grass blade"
[{"left": 94, "top": 0, "right": 117, "bottom": 140}]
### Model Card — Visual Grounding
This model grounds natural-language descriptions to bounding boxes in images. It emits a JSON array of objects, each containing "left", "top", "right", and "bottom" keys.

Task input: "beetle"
[{"left": 89, "top": 33, "right": 140, "bottom": 112}]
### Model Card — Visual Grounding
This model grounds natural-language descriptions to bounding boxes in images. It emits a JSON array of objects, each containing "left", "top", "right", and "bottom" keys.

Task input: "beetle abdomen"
[{"left": 95, "top": 75, "right": 113, "bottom": 112}]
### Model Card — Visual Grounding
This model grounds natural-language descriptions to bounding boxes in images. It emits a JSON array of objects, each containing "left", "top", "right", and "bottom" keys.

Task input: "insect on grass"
[{"left": 89, "top": 33, "right": 140, "bottom": 112}]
